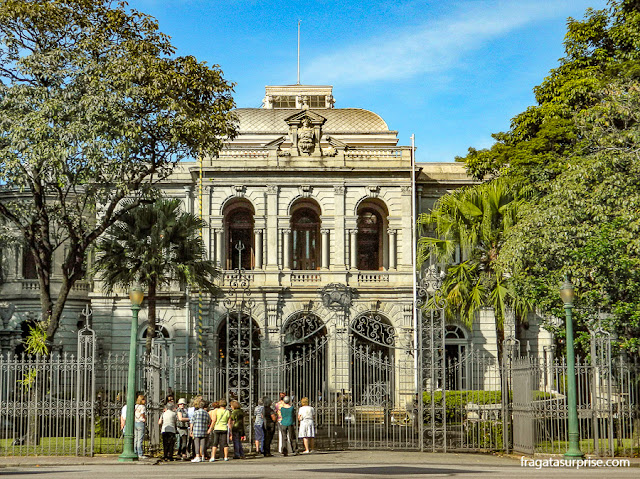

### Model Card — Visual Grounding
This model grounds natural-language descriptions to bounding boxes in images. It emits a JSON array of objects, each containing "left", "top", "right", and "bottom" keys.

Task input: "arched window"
[
  {"left": 291, "top": 206, "right": 320, "bottom": 270},
  {"left": 225, "top": 206, "right": 254, "bottom": 270},
  {"left": 137, "top": 324, "right": 174, "bottom": 370},
  {"left": 444, "top": 324, "right": 469, "bottom": 390},
  {"left": 357, "top": 209, "right": 383, "bottom": 270}
]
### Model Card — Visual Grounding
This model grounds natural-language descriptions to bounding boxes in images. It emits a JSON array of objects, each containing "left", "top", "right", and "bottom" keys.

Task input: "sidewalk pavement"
[{"left": 1, "top": 450, "right": 639, "bottom": 468}]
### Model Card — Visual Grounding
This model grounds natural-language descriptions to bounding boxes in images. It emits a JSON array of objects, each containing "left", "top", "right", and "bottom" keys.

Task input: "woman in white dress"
[{"left": 297, "top": 397, "right": 315, "bottom": 453}]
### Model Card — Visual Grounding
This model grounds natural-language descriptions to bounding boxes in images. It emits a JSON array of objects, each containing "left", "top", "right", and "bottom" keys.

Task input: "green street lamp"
[
  {"left": 118, "top": 285, "right": 144, "bottom": 462},
  {"left": 560, "top": 275, "right": 584, "bottom": 459}
]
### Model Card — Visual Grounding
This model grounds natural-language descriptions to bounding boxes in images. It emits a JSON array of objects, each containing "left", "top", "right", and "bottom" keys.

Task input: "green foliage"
[
  {"left": 17, "top": 369, "right": 37, "bottom": 391},
  {"left": 421, "top": 390, "right": 553, "bottom": 426},
  {"left": 449, "top": 0, "right": 640, "bottom": 358},
  {"left": 422, "top": 390, "right": 504, "bottom": 423},
  {"left": 0, "top": 0, "right": 236, "bottom": 341},
  {"left": 465, "top": 421, "right": 503, "bottom": 449},
  {"left": 24, "top": 319, "right": 49, "bottom": 356},
  {"left": 94, "top": 197, "right": 220, "bottom": 355},
  {"left": 418, "top": 179, "right": 529, "bottom": 329}
]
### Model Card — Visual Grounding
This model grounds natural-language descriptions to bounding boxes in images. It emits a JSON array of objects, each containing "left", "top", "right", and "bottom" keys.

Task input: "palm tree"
[
  {"left": 94, "top": 198, "right": 220, "bottom": 356},
  {"left": 417, "top": 179, "right": 529, "bottom": 331}
]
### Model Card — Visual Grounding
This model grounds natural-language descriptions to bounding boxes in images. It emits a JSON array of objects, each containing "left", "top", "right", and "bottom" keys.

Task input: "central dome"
[{"left": 233, "top": 108, "right": 390, "bottom": 134}]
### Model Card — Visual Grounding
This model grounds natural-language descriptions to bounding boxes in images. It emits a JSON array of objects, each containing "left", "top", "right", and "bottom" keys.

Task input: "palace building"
[{"left": 0, "top": 84, "right": 552, "bottom": 404}]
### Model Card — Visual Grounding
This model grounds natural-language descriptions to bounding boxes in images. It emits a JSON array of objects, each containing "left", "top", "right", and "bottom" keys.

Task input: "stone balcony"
[
  {"left": 220, "top": 269, "right": 410, "bottom": 290},
  {"left": 0, "top": 278, "right": 92, "bottom": 303}
]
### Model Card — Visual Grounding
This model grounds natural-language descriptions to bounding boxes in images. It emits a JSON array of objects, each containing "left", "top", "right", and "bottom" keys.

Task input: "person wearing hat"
[{"left": 176, "top": 398, "right": 190, "bottom": 461}]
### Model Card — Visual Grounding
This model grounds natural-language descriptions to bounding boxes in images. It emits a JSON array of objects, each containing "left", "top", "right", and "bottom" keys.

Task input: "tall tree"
[
  {"left": 498, "top": 78, "right": 640, "bottom": 355},
  {"left": 0, "top": 0, "right": 236, "bottom": 343},
  {"left": 94, "top": 198, "right": 220, "bottom": 357},
  {"left": 456, "top": 0, "right": 640, "bottom": 357},
  {"left": 417, "top": 179, "right": 528, "bottom": 332}
]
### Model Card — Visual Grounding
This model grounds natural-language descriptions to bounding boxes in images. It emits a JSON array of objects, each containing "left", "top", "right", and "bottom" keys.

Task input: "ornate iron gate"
[
  {"left": 223, "top": 241, "right": 256, "bottom": 408},
  {"left": 417, "top": 265, "right": 447, "bottom": 451}
]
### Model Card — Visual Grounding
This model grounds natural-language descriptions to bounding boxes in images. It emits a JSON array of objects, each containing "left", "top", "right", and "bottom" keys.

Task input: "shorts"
[{"left": 212, "top": 430, "right": 228, "bottom": 448}]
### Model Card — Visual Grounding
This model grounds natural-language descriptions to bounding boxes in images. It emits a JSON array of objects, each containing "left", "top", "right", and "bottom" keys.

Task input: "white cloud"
[{"left": 304, "top": 1, "right": 589, "bottom": 85}]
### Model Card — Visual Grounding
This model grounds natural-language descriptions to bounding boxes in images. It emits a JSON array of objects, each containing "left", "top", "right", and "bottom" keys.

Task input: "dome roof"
[{"left": 233, "top": 108, "right": 390, "bottom": 134}]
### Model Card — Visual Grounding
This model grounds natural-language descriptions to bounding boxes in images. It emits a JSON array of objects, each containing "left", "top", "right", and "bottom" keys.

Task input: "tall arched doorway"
[
  {"left": 350, "top": 312, "right": 395, "bottom": 405},
  {"left": 218, "top": 313, "right": 261, "bottom": 405},
  {"left": 281, "top": 311, "right": 328, "bottom": 403}
]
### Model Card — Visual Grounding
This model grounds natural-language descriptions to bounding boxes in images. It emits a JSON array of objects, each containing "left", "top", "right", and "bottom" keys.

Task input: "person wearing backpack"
[
  {"left": 229, "top": 400, "right": 246, "bottom": 459},
  {"left": 208, "top": 399, "right": 231, "bottom": 462}
]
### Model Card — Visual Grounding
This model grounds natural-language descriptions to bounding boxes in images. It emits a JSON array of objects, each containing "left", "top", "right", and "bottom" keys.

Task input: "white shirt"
[
  {"left": 161, "top": 410, "right": 177, "bottom": 433},
  {"left": 298, "top": 405, "right": 314, "bottom": 421}
]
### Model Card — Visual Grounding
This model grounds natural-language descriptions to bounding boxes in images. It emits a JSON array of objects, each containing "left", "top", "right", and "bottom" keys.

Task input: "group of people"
[
  {"left": 121, "top": 392, "right": 316, "bottom": 461},
  {"left": 253, "top": 392, "right": 316, "bottom": 458}
]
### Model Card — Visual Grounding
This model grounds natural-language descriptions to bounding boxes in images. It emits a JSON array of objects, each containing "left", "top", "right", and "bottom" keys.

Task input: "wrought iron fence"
[
  {"left": 511, "top": 355, "right": 640, "bottom": 457},
  {"left": 0, "top": 326, "right": 95, "bottom": 456},
  {"left": 1, "top": 321, "right": 638, "bottom": 457}
]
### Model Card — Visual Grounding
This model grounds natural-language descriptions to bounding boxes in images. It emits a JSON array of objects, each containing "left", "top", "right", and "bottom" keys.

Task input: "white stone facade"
[{"left": 0, "top": 84, "right": 551, "bottom": 395}]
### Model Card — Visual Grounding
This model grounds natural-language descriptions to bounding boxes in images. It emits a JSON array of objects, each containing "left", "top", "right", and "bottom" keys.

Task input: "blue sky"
[{"left": 127, "top": 0, "right": 608, "bottom": 163}]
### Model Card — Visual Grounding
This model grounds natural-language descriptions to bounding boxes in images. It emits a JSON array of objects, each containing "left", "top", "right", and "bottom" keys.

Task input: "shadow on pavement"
[
  {"left": 0, "top": 470, "right": 83, "bottom": 476},
  {"left": 302, "top": 466, "right": 486, "bottom": 475}
]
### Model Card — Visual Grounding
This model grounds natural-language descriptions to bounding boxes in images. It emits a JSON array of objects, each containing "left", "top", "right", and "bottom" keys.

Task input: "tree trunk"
[
  {"left": 145, "top": 278, "right": 157, "bottom": 358},
  {"left": 46, "top": 277, "right": 73, "bottom": 345}
]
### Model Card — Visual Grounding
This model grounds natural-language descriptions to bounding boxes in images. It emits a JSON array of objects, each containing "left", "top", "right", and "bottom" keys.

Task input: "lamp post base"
[
  {"left": 118, "top": 452, "right": 139, "bottom": 462},
  {"left": 564, "top": 450, "right": 585, "bottom": 459},
  {"left": 564, "top": 432, "right": 584, "bottom": 459}
]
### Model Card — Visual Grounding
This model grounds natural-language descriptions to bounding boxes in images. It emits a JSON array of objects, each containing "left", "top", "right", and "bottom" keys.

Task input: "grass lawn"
[
  {"left": 0, "top": 436, "right": 123, "bottom": 455},
  {"left": 536, "top": 438, "right": 639, "bottom": 456}
]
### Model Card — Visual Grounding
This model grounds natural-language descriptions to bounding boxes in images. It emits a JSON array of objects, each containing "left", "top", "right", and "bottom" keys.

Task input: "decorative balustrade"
[
  {"left": 217, "top": 149, "right": 270, "bottom": 159},
  {"left": 345, "top": 148, "right": 403, "bottom": 159},
  {"left": 222, "top": 271, "right": 255, "bottom": 284},
  {"left": 290, "top": 272, "right": 322, "bottom": 283},
  {"left": 20, "top": 280, "right": 39, "bottom": 291},
  {"left": 19, "top": 280, "right": 91, "bottom": 292},
  {"left": 357, "top": 272, "right": 390, "bottom": 283}
]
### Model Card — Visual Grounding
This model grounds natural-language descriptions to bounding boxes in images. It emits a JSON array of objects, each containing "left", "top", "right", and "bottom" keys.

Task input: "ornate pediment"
[{"left": 284, "top": 110, "right": 327, "bottom": 157}]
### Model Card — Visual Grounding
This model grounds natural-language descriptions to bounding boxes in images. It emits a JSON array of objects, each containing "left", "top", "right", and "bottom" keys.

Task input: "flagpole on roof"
[{"left": 297, "top": 20, "right": 301, "bottom": 85}]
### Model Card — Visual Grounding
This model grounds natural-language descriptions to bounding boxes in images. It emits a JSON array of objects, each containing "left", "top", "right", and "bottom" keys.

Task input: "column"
[
  {"left": 330, "top": 314, "right": 350, "bottom": 392},
  {"left": 5, "top": 245, "right": 17, "bottom": 280},
  {"left": 349, "top": 229, "right": 358, "bottom": 270},
  {"left": 321, "top": 229, "right": 330, "bottom": 270},
  {"left": 215, "top": 229, "right": 224, "bottom": 269},
  {"left": 283, "top": 229, "right": 292, "bottom": 269},
  {"left": 334, "top": 186, "right": 346, "bottom": 269},
  {"left": 388, "top": 229, "right": 397, "bottom": 270},
  {"left": 266, "top": 185, "right": 278, "bottom": 269},
  {"left": 254, "top": 229, "right": 263, "bottom": 269},
  {"left": 183, "top": 185, "right": 193, "bottom": 214},
  {"left": 16, "top": 246, "right": 24, "bottom": 279}
]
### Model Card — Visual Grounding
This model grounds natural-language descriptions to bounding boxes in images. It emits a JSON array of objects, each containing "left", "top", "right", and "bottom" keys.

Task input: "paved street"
[{"left": 1, "top": 451, "right": 638, "bottom": 478}]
